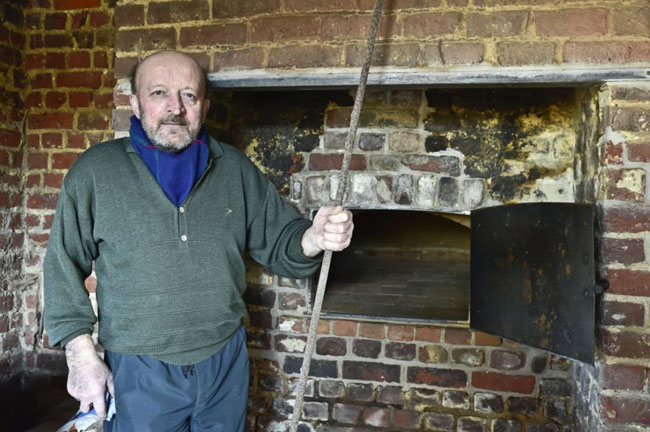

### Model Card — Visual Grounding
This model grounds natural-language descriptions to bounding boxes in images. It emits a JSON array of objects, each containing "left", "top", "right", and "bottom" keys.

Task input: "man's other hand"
[
  {"left": 301, "top": 205, "right": 354, "bottom": 257},
  {"left": 65, "top": 334, "right": 115, "bottom": 419}
]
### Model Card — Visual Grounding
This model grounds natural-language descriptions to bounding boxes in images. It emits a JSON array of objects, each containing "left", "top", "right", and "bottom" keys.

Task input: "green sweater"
[{"left": 44, "top": 137, "right": 320, "bottom": 365}]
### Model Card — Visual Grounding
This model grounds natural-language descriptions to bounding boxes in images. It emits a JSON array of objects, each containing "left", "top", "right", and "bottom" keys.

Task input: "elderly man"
[{"left": 44, "top": 50, "right": 353, "bottom": 431}]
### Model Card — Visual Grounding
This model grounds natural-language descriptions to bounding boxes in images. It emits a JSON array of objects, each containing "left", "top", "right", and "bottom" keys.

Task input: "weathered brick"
[
  {"left": 346, "top": 42, "right": 420, "bottom": 68},
  {"left": 599, "top": 363, "right": 646, "bottom": 391},
  {"left": 458, "top": 416, "right": 486, "bottom": 432},
  {"left": 52, "top": 152, "right": 79, "bottom": 169},
  {"left": 416, "top": 327, "right": 441, "bottom": 342},
  {"left": 180, "top": 23, "right": 247, "bottom": 47},
  {"left": 42, "top": 132, "right": 62, "bottom": 149},
  {"left": 600, "top": 301, "right": 645, "bottom": 327},
  {"left": 536, "top": 8, "right": 607, "bottom": 37},
  {"left": 53, "top": 0, "right": 99, "bottom": 10},
  {"left": 467, "top": 11, "right": 528, "bottom": 37},
  {"left": 309, "top": 154, "right": 366, "bottom": 171},
  {"left": 492, "top": 419, "right": 521, "bottom": 432},
  {"left": 318, "top": 380, "right": 345, "bottom": 398},
  {"left": 303, "top": 401, "right": 328, "bottom": 421},
  {"left": 69, "top": 92, "right": 92, "bottom": 108},
  {"left": 452, "top": 348, "right": 485, "bottom": 367},
  {"left": 490, "top": 350, "right": 526, "bottom": 370},
  {"left": 44, "top": 14, "right": 66, "bottom": 30},
  {"left": 419, "top": 344, "right": 449, "bottom": 364},
  {"left": 443, "top": 390, "right": 469, "bottom": 409},
  {"left": 507, "top": 396, "right": 538, "bottom": 415},
  {"left": 392, "top": 409, "right": 421, "bottom": 430},
  {"left": 353, "top": 339, "right": 381, "bottom": 359},
  {"left": 213, "top": 47, "right": 265, "bottom": 71},
  {"left": 444, "top": 328, "right": 470, "bottom": 345},
  {"left": 603, "top": 206, "right": 650, "bottom": 234},
  {"left": 284, "top": 356, "right": 337, "bottom": 378},
  {"left": 394, "top": 174, "right": 413, "bottom": 205},
  {"left": 31, "top": 73, "right": 53, "bottom": 89},
  {"left": 497, "top": 42, "right": 555, "bottom": 66},
  {"left": 147, "top": 0, "right": 209, "bottom": 24},
  {"left": 69, "top": 51, "right": 91, "bottom": 68},
  {"left": 348, "top": 382, "right": 374, "bottom": 401},
  {"left": 115, "top": 28, "right": 176, "bottom": 52},
  {"left": 317, "top": 337, "right": 347, "bottom": 356},
  {"left": 343, "top": 361, "right": 400, "bottom": 382},
  {"left": 387, "top": 325, "right": 414, "bottom": 341},
  {"left": 268, "top": 44, "right": 341, "bottom": 68},
  {"left": 474, "top": 392, "right": 504, "bottom": 414},
  {"left": 531, "top": 355, "right": 548, "bottom": 374},
  {"left": 27, "top": 193, "right": 59, "bottom": 210},
  {"left": 540, "top": 378, "right": 572, "bottom": 397},
  {"left": 601, "top": 396, "right": 650, "bottom": 425},
  {"left": 363, "top": 407, "right": 390, "bottom": 427},
  {"left": 251, "top": 16, "right": 320, "bottom": 43},
  {"left": 472, "top": 372, "right": 535, "bottom": 394},
  {"left": 386, "top": 342, "right": 416, "bottom": 361},
  {"left": 402, "top": 12, "right": 461, "bottom": 38},
  {"left": 401, "top": 154, "right": 460, "bottom": 175},
  {"left": 44, "top": 33, "right": 73, "bottom": 48},
  {"left": 613, "top": 7, "right": 650, "bottom": 36},
  {"left": 332, "top": 403, "right": 361, "bottom": 424},
  {"left": 389, "top": 131, "right": 420, "bottom": 152},
  {"left": 377, "top": 385, "right": 404, "bottom": 405},
  {"left": 407, "top": 367, "right": 466, "bottom": 388},
  {"left": 441, "top": 42, "right": 484, "bottom": 65},
  {"left": 78, "top": 112, "right": 109, "bottom": 130},
  {"left": 423, "top": 412, "right": 454, "bottom": 431},
  {"left": 359, "top": 323, "right": 385, "bottom": 339},
  {"left": 278, "top": 292, "right": 305, "bottom": 310},
  {"left": 600, "top": 329, "right": 650, "bottom": 359},
  {"left": 333, "top": 320, "right": 357, "bottom": 336},
  {"left": 89, "top": 10, "right": 110, "bottom": 27},
  {"left": 28, "top": 113, "right": 73, "bottom": 129},
  {"left": 564, "top": 41, "right": 650, "bottom": 64},
  {"left": 212, "top": 0, "right": 280, "bottom": 19},
  {"left": 603, "top": 238, "right": 645, "bottom": 265}
]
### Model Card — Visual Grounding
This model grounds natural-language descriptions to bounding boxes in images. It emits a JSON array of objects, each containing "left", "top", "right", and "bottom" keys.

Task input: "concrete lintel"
[{"left": 208, "top": 65, "right": 650, "bottom": 90}]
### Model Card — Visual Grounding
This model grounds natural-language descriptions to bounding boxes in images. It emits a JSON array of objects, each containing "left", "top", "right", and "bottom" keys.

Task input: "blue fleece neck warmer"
[{"left": 130, "top": 115, "right": 209, "bottom": 207}]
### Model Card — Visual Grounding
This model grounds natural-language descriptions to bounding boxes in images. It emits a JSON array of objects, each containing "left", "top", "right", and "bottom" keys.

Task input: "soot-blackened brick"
[
  {"left": 474, "top": 392, "right": 504, "bottom": 413},
  {"left": 317, "top": 337, "right": 347, "bottom": 356},
  {"left": 343, "top": 361, "right": 400, "bottom": 383},
  {"left": 407, "top": 367, "right": 467, "bottom": 388},
  {"left": 319, "top": 380, "right": 345, "bottom": 398},
  {"left": 348, "top": 383, "right": 375, "bottom": 401},
  {"left": 507, "top": 396, "right": 538, "bottom": 415},
  {"left": 425, "top": 134, "right": 449, "bottom": 152},
  {"left": 540, "top": 378, "right": 572, "bottom": 397},
  {"left": 492, "top": 419, "right": 521, "bottom": 432},
  {"left": 352, "top": 339, "right": 382, "bottom": 359},
  {"left": 284, "top": 356, "right": 337, "bottom": 378}
]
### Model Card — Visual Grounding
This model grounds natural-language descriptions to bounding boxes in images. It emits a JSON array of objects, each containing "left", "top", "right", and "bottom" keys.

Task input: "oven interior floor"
[{"left": 323, "top": 252, "right": 470, "bottom": 322}]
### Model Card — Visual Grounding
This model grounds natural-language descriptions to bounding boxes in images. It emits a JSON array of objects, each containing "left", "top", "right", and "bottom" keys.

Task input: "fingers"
[
  {"left": 79, "top": 400, "right": 92, "bottom": 413},
  {"left": 107, "top": 374, "right": 115, "bottom": 398},
  {"left": 93, "top": 393, "right": 107, "bottom": 419}
]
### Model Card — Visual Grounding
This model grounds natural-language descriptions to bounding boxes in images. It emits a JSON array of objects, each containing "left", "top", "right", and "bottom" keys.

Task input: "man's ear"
[
  {"left": 201, "top": 98, "right": 211, "bottom": 122},
  {"left": 129, "top": 94, "right": 141, "bottom": 119}
]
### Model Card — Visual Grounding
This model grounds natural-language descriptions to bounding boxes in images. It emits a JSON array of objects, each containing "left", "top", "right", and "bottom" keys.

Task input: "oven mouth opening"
[{"left": 313, "top": 209, "right": 470, "bottom": 324}]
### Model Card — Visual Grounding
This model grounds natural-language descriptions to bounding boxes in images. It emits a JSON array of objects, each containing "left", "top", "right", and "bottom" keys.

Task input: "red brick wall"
[
  {"left": 596, "top": 83, "right": 650, "bottom": 430},
  {"left": 0, "top": 1, "right": 27, "bottom": 381},
  {"left": 2, "top": 0, "right": 115, "bottom": 379},
  {"left": 112, "top": 0, "right": 650, "bottom": 76}
]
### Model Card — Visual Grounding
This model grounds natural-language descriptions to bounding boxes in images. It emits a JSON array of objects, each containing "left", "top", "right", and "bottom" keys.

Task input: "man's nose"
[{"left": 167, "top": 93, "right": 185, "bottom": 115}]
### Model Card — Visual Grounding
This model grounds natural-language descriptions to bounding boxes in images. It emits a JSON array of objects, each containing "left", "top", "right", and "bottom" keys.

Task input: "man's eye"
[
  {"left": 151, "top": 90, "right": 165, "bottom": 96},
  {"left": 183, "top": 93, "right": 197, "bottom": 101}
]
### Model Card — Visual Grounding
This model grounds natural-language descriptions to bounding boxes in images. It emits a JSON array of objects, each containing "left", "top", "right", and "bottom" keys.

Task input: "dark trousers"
[{"left": 103, "top": 325, "right": 249, "bottom": 432}]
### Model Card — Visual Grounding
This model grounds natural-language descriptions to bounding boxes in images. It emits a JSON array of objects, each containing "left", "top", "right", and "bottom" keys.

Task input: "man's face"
[{"left": 129, "top": 53, "right": 210, "bottom": 152}]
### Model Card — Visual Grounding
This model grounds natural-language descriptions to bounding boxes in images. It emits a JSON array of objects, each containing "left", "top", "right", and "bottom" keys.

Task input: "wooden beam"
[{"left": 208, "top": 66, "right": 650, "bottom": 90}]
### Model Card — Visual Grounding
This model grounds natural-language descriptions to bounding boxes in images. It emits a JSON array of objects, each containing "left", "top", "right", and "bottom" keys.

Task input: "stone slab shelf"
[{"left": 208, "top": 65, "right": 650, "bottom": 90}]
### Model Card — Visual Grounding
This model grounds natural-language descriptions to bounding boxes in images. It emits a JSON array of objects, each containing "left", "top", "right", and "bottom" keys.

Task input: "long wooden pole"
[{"left": 288, "top": 1, "right": 384, "bottom": 430}]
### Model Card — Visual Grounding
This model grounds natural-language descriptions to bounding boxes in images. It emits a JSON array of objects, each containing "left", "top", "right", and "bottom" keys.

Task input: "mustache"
[{"left": 159, "top": 115, "right": 187, "bottom": 126}]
